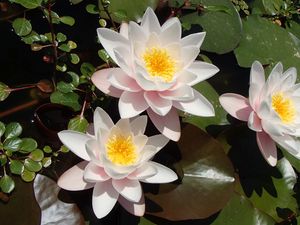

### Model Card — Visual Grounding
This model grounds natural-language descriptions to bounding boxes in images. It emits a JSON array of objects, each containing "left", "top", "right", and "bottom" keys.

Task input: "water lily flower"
[
  {"left": 57, "top": 107, "right": 178, "bottom": 218},
  {"left": 92, "top": 7, "right": 219, "bottom": 141},
  {"left": 220, "top": 61, "right": 300, "bottom": 166}
]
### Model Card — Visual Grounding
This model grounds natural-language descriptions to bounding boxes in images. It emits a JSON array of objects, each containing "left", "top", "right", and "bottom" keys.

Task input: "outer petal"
[
  {"left": 181, "top": 32, "right": 206, "bottom": 48},
  {"left": 119, "top": 91, "right": 149, "bottom": 118},
  {"left": 147, "top": 108, "right": 180, "bottom": 141},
  {"left": 181, "top": 46, "right": 200, "bottom": 67},
  {"left": 108, "top": 67, "right": 141, "bottom": 92},
  {"left": 93, "top": 107, "right": 114, "bottom": 137},
  {"left": 130, "top": 115, "right": 147, "bottom": 135},
  {"left": 146, "top": 134, "right": 169, "bottom": 153},
  {"left": 141, "top": 7, "right": 161, "bottom": 34},
  {"left": 140, "top": 162, "right": 178, "bottom": 183},
  {"left": 58, "top": 131, "right": 91, "bottom": 161},
  {"left": 128, "top": 163, "right": 157, "bottom": 180},
  {"left": 92, "top": 180, "right": 119, "bottom": 219},
  {"left": 248, "top": 111, "right": 262, "bottom": 132},
  {"left": 249, "top": 61, "right": 265, "bottom": 109},
  {"left": 58, "top": 161, "right": 94, "bottom": 191},
  {"left": 118, "top": 194, "right": 145, "bottom": 217},
  {"left": 120, "top": 22, "right": 129, "bottom": 39},
  {"left": 173, "top": 89, "right": 214, "bottom": 117},
  {"left": 112, "top": 178, "right": 142, "bottom": 202},
  {"left": 160, "top": 17, "right": 181, "bottom": 45},
  {"left": 159, "top": 84, "right": 194, "bottom": 101},
  {"left": 263, "top": 62, "right": 283, "bottom": 96},
  {"left": 91, "top": 68, "right": 123, "bottom": 98},
  {"left": 256, "top": 131, "right": 277, "bottom": 166},
  {"left": 128, "top": 21, "right": 147, "bottom": 43},
  {"left": 219, "top": 93, "right": 252, "bottom": 121},
  {"left": 272, "top": 135, "right": 300, "bottom": 159},
  {"left": 84, "top": 162, "right": 110, "bottom": 182},
  {"left": 144, "top": 91, "right": 172, "bottom": 116}
]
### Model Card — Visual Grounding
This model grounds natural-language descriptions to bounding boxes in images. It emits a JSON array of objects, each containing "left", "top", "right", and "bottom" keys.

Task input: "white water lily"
[
  {"left": 92, "top": 7, "right": 219, "bottom": 141},
  {"left": 220, "top": 61, "right": 300, "bottom": 166},
  {"left": 57, "top": 107, "right": 177, "bottom": 218}
]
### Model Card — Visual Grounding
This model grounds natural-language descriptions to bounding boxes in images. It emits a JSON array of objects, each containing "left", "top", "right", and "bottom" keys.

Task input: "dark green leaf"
[
  {"left": 43, "top": 145, "right": 52, "bottom": 153},
  {"left": 70, "top": 53, "right": 80, "bottom": 64},
  {"left": 0, "top": 121, "right": 5, "bottom": 137},
  {"left": 10, "top": 0, "right": 42, "bottom": 9},
  {"left": 43, "top": 10, "right": 60, "bottom": 24},
  {"left": 68, "top": 115, "right": 89, "bottom": 133},
  {"left": 59, "top": 16, "right": 75, "bottom": 26},
  {"left": 29, "top": 149, "right": 44, "bottom": 161},
  {"left": 56, "top": 32, "right": 67, "bottom": 42},
  {"left": 80, "top": 62, "right": 95, "bottom": 77},
  {"left": 12, "top": 18, "right": 32, "bottom": 36},
  {"left": 42, "top": 157, "right": 52, "bottom": 168},
  {"left": 98, "top": 49, "right": 110, "bottom": 63},
  {"left": 4, "top": 122, "right": 22, "bottom": 139},
  {"left": 21, "top": 168, "right": 35, "bottom": 182},
  {"left": 113, "top": 10, "right": 127, "bottom": 20},
  {"left": 205, "top": 5, "right": 233, "bottom": 15},
  {"left": 24, "top": 158, "right": 42, "bottom": 172},
  {"left": 58, "top": 43, "right": 71, "bottom": 52},
  {"left": 0, "top": 155, "right": 7, "bottom": 166},
  {"left": 10, "top": 160, "right": 24, "bottom": 175},
  {"left": 67, "top": 72, "right": 80, "bottom": 87},
  {"left": 0, "top": 82, "right": 11, "bottom": 101},
  {"left": 50, "top": 91, "right": 81, "bottom": 111},
  {"left": 86, "top": 4, "right": 99, "bottom": 14},
  {"left": 139, "top": 218, "right": 155, "bottom": 225},
  {"left": 3, "top": 138, "right": 22, "bottom": 152},
  {"left": 57, "top": 81, "right": 75, "bottom": 93},
  {"left": 0, "top": 175, "right": 15, "bottom": 193},
  {"left": 56, "top": 63, "right": 67, "bottom": 72},
  {"left": 21, "top": 31, "right": 41, "bottom": 44},
  {"left": 20, "top": 138, "right": 38, "bottom": 152}
]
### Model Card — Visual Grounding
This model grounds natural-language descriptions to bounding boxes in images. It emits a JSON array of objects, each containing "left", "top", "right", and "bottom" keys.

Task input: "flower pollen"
[
  {"left": 271, "top": 92, "right": 296, "bottom": 123},
  {"left": 143, "top": 47, "right": 176, "bottom": 82},
  {"left": 106, "top": 134, "right": 137, "bottom": 166}
]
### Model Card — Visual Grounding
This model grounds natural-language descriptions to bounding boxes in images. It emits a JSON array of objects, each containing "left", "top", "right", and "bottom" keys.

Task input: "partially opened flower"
[
  {"left": 92, "top": 7, "right": 219, "bottom": 141},
  {"left": 57, "top": 107, "right": 177, "bottom": 218},
  {"left": 220, "top": 61, "right": 300, "bottom": 166}
]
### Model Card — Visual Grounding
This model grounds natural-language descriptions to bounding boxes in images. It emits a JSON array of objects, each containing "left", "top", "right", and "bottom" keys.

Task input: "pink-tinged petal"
[
  {"left": 97, "top": 28, "right": 130, "bottom": 64},
  {"left": 120, "top": 22, "right": 129, "bottom": 39},
  {"left": 249, "top": 61, "right": 265, "bottom": 109},
  {"left": 144, "top": 91, "right": 172, "bottom": 116},
  {"left": 181, "top": 46, "right": 200, "bottom": 67},
  {"left": 93, "top": 107, "right": 114, "bottom": 137},
  {"left": 147, "top": 134, "right": 169, "bottom": 152},
  {"left": 256, "top": 131, "right": 277, "bottom": 166},
  {"left": 219, "top": 93, "right": 252, "bottom": 121},
  {"left": 118, "top": 194, "right": 145, "bottom": 217},
  {"left": 58, "top": 131, "right": 91, "bottom": 161},
  {"left": 119, "top": 91, "right": 149, "bottom": 118},
  {"left": 86, "top": 139, "right": 103, "bottom": 167},
  {"left": 130, "top": 115, "right": 147, "bottom": 135},
  {"left": 160, "top": 17, "right": 181, "bottom": 45},
  {"left": 84, "top": 162, "right": 110, "bottom": 182},
  {"left": 181, "top": 32, "right": 206, "bottom": 48},
  {"left": 264, "top": 62, "right": 283, "bottom": 95},
  {"left": 112, "top": 179, "right": 142, "bottom": 202},
  {"left": 183, "top": 61, "right": 219, "bottom": 86},
  {"left": 141, "top": 7, "right": 161, "bottom": 34},
  {"left": 248, "top": 111, "right": 262, "bottom": 132},
  {"left": 134, "top": 135, "right": 148, "bottom": 151},
  {"left": 173, "top": 89, "right": 214, "bottom": 117},
  {"left": 113, "top": 47, "right": 133, "bottom": 76},
  {"left": 159, "top": 85, "right": 194, "bottom": 101},
  {"left": 128, "top": 163, "right": 157, "bottom": 179},
  {"left": 108, "top": 68, "right": 141, "bottom": 92},
  {"left": 147, "top": 108, "right": 180, "bottom": 141},
  {"left": 140, "top": 162, "right": 178, "bottom": 183},
  {"left": 58, "top": 161, "right": 94, "bottom": 191},
  {"left": 272, "top": 135, "right": 300, "bottom": 159},
  {"left": 92, "top": 180, "right": 119, "bottom": 219},
  {"left": 101, "top": 156, "right": 136, "bottom": 179},
  {"left": 128, "top": 21, "right": 147, "bottom": 43},
  {"left": 135, "top": 70, "right": 157, "bottom": 91},
  {"left": 91, "top": 69, "right": 123, "bottom": 98}
]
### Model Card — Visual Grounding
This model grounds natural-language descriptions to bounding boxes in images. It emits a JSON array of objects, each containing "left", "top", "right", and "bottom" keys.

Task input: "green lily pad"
[
  {"left": 57, "top": 81, "right": 75, "bottom": 93},
  {"left": 0, "top": 155, "right": 7, "bottom": 166},
  {"left": 59, "top": 16, "right": 75, "bottom": 26}
]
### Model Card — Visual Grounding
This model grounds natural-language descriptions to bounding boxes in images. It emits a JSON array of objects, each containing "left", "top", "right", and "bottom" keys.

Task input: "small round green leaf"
[
  {"left": 29, "top": 149, "right": 44, "bottom": 161},
  {"left": 98, "top": 49, "right": 110, "bottom": 63},
  {"left": 0, "top": 82, "right": 11, "bottom": 101},
  {"left": 60, "top": 145, "right": 69, "bottom": 153},
  {"left": 0, "top": 155, "right": 7, "bottom": 166},
  {"left": 3, "top": 137, "right": 22, "bottom": 152},
  {"left": 56, "top": 32, "right": 67, "bottom": 42},
  {"left": 4, "top": 122, "right": 22, "bottom": 139},
  {"left": 42, "top": 157, "right": 52, "bottom": 168},
  {"left": 56, "top": 63, "right": 67, "bottom": 72},
  {"left": 86, "top": 4, "right": 99, "bottom": 14},
  {"left": 59, "top": 16, "right": 75, "bottom": 26},
  {"left": 67, "top": 72, "right": 80, "bottom": 87},
  {"left": 43, "top": 145, "right": 52, "bottom": 153},
  {"left": 0, "top": 121, "right": 5, "bottom": 137},
  {"left": 0, "top": 175, "right": 15, "bottom": 193},
  {"left": 20, "top": 138, "right": 38, "bottom": 152},
  {"left": 24, "top": 158, "right": 42, "bottom": 172},
  {"left": 57, "top": 81, "right": 75, "bottom": 93},
  {"left": 80, "top": 62, "right": 95, "bottom": 77},
  {"left": 10, "top": 160, "right": 24, "bottom": 175},
  {"left": 11, "top": 0, "right": 42, "bottom": 9},
  {"left": 12, "top": 18, "right": 32, "bottom": 36},
  {"left": 70, "top": 53, "right": 80, "bottom": 64},
  {"left": 99, "top": 18, "right": 107, "bottom": 27},
  {"left": 50, "top": 91, "right": 81, "bottom": 111},
  {"left": 21, "top": 168, "right": 35, "bottom": 182},
  {"left": 68, "top": 115, "right": 89, "bottom": 133},
  {"left": 58, "top": 43, "right": 71, "bottom": 52},
  {"left": 67, "top": 40, "right": 77, "bottom": 49}
]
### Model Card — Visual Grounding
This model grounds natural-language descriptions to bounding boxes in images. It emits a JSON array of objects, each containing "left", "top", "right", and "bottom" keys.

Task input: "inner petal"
[
  {"left": 271, "top": 92, "right": 296, "bottom": 124},
  {"left": 143, "top": 47, "right": 177, "bottom": 82},
  {"left": 106, "top": 134, "right": 137, "bottom": 166}
]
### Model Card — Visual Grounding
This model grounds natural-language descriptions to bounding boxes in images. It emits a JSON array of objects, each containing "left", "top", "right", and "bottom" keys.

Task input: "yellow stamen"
[
  {"left": 143, "top": 47, "right": 176, "bottom": 82},
  {"left": 271, "top": 92, "right": 296, "bottom": 123},
  {"left": 106, "top": 134, "right": 137, "bottom": 166}
]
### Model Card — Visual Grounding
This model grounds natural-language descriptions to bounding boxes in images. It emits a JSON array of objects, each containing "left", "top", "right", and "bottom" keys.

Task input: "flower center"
[
  {"left": 143, "top": 47, "right": 176, "bottom": 82},
  {"left": 271, "top": 92, "right": 296, "bottom": 123},
  {"left": 106, "top": 134, "right": 137, "bottom": 166}
]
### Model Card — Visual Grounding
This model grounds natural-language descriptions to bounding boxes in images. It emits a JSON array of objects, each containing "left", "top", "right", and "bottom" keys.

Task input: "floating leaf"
[
  {"left": 59, "top": 16, "right": 75, "bottom": 26},
  {"left": 0, "top": 82, "right": 11, "bottom": 101},
  {"left": 4, "top": 122, "right": 22, "bottom": 139},
  {"left": 50, "top": 91, "right": 81, "bottom": 111},
  {"left": 10, "top": 160, "right": 24, "bottom": 175},
  {"left": 3, "top": 137, "right": 22, "bottom": 152},
  {"left": 68, "top": 115, "right": 89, "bottom": 133},
  {"left": 10, "top": 0, "right": 42, "bottom": 9},
  {"left": 99, "top": 18, "right": 107, "bottom": 27},
  {"left": 57, "top": 81, "right": 75, "bottom": 93},
  {"left": 20, "top": 138, "right": 38, "bottom": 152},
  {"left": 0, "top": 175, "right": 15, "bottom": 194},
  {"left": 113, "top": 9, "right": 127, "bottom": 20},
  {"left": 29, "top": 149, "right": 44, "bottom": 162},
  {"left": 12, "top": 18, "right": 32, "bottom": 36},
  {"left": 70, "top": 53, "right": 80, "bottom": 64},
  {"left": 21, "top": 168, "right": 35, "bottom": 182},
  {"left": 24, "top": 158, "right": 42, "bottom": 172},
  {"left": 0, "top": 121, "right": 5, "bottom": 137},
  {"left": 86, "top": 4, "right": 99, "bottom": 14},
  {"left": 60, "top": 145, "right": 69, "bottom": 153},
  {"left": 146, "top": 125, "right": 235, "bottom": 220}
]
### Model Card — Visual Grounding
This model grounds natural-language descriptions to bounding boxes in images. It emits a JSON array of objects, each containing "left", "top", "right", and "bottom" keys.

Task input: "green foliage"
[
  {"left": 68, "top": 115, "right": 89, "bottom": 133},
  {"left": 12, "top": 18, "right": 32, "bottom": 36},
  {"left": 50, "top": 91, "right": 81, "bottom": 111},
  {"left": 10, "top": 0, "right": 42, "bottom": 9},
  {"left": 4, "top": 122, "right": 22, "bottom": 139},
  {"left": 86, "top": 4, "right": 99, "bottom": 14},
  {"left": 0, "top": 175, "right": 15, "bottom": 194},
  {"left": 59, "top": 16, "right": 75, "bottom": 26},
  {"left": 0, "top": 82, "right": 11, "bottom": 101}
]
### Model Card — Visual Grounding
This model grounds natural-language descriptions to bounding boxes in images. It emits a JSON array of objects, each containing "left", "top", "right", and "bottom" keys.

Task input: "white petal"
[
  {"left": 130, "top": 115, "right": 148, "bottom": 135},
  {"left": 181, "top": 46, "right": 200, "bottom": 67},
  {"left": 247, "top": 111, "right": 262, "bottom": 132},
  {"left": 93, "top": 107, "right": 114, "bottom": 137},
  {"left": 128, "top": 21, "right": 147, "bottom": 43},
  {"left": 112, "top": 179, "right": 142, "bottom": 202},
  {"left": 249, "top": 61, "right": 265, "bottom": 109},
  {"left": 181, "top": 32, "right": 206, "bottom": 48},
  {"left": 264, "top": 62, "right": 283, "bottom": 95},
  {"left": 159, "top": 85, "right": 194, "bottom": 101},
  {"left": 115, "top": 118, "right": 131, "bottom": 136},
  {"left": 118, "top": 194, "right": 145, "bottom": 216},
  {"left": 141, "top": 7, "right": 161, "bottom": 34},
  {"left": 272, "top": 135, "right": 300, "bottom": 158},
  {"left": 58, "top": 131, "right": 91, "bottom": 161},
  {"left": 144, "top": 91, "right": 172, "bottom": 116},
  {"left": 85, "top": 139, "right": 103, "bottom": 166},
  {"left": 84, "top": 162, "right": 109, "bottom": 182},
  {"left": 92, "top": 180, "right": 119, "bottom": 218},
  {"left": 97, "top": 28, "right": 130, "bottom": 64},
  {"left": 134, "top": 135, "right": 148, "bottom": 151},
  {"left": 147, "top": 108, "right": 181, "bottom": 141},
  {"left": 135, "top": 70, "right": 157, "bottom": 91},
  {"left": 101, "top": 157, "right": 136, "bottom": 180},
  {"left": 113, "top": 47, "right": 133, "bottom": 76},
  {"left": 140, "top": 162, "right": 177, "bottom": 183},
  {"left": 261, "top": 119, "right": 285, "bottom": 137},
  {"left": 120, "top": 22, "right": 129, "bottom": 39},
  {"left": 108, "top": 69, "right": 141, "bottom": 92},
  {"left": 173, "top": 89, "right": 214, "bottom": 117},
  {"left": 58, "top": 161, "right": 94, "bottom": 191},
  {"left": 119, "top": 91, "right": 149, "bottom": 118},
  {"left": 128, "top": 163, "right": 157, "bottom": 179},
  {"left": 160, "top": 17, "right": 181, "bottom": 45},
  {"left": 147, "top": 134, "right": 169, "bottom": 152}
]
